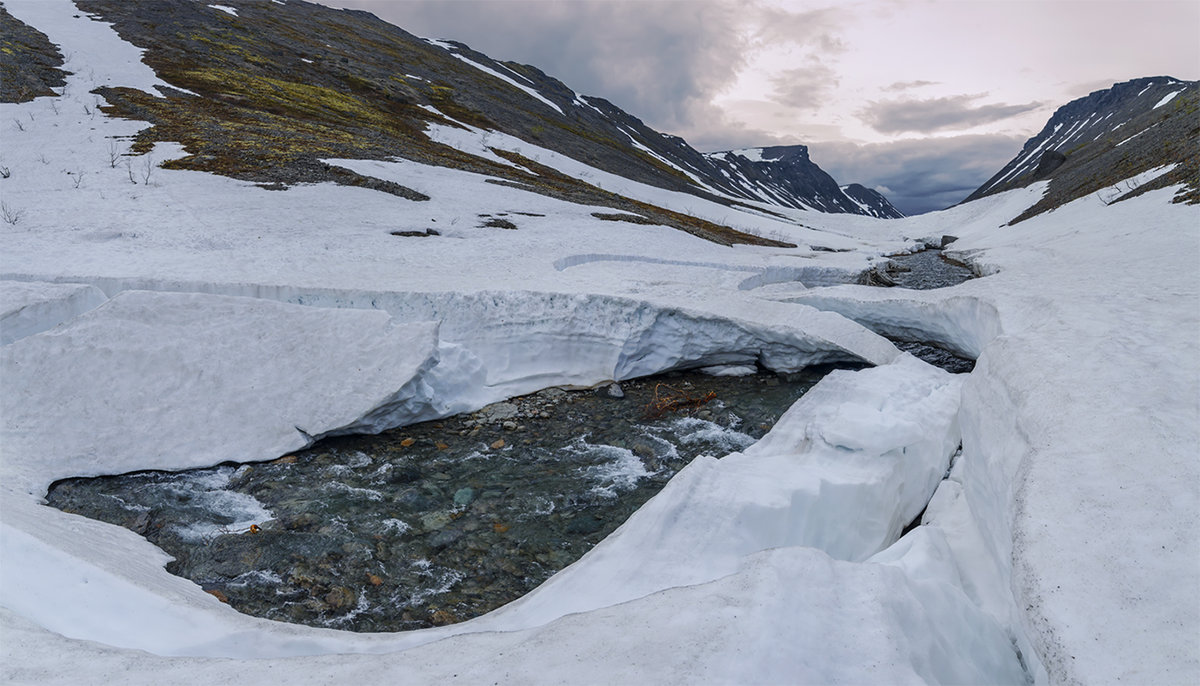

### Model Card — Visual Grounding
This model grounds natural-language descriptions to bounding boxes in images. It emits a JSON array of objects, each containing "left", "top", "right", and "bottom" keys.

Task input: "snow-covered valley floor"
[{"left": 1, "top": 2, "right": 1198, "bottom": 683}]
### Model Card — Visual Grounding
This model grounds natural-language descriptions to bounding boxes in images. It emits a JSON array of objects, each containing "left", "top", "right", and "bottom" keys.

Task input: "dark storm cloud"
[
  {"left": 328, "top": 0, "right": 752, "bottom": 136},
  {"left": 861, "top": 93, "right": 1043, "bottom": 134},
  {"left": 810, "top": 134, "right": 1025, "bottom": 214}
]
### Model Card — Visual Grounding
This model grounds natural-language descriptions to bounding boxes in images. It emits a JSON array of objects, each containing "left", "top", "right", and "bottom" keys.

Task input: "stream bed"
[
  {"left": 47, "top": 365, "right": 846, "bottom": 632},
  {"left": 45, "top": 248, "right": 978, "bottom": 633},
  {"left": 881, "top": 248, "right": 977, "bottom": 373}
]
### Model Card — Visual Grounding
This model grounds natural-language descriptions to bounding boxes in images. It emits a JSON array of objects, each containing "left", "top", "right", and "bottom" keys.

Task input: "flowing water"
[
  {"left": 888, "top": 248, "right": 974, "bottom": 290},
  {"left": 883, "top": 249, "right": 977, "bottom": 373},
  {"left": 47, "top": 366, "right": 847, "bottom": 632}
]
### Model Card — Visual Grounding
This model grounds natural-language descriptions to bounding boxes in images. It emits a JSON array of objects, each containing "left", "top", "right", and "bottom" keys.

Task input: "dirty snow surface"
[{"left": 1, "top": 2, "right": 1197, "bottom": 684}]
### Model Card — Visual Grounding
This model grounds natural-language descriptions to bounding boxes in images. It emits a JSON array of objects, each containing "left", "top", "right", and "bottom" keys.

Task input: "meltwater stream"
[
  {"left": 47, "top": 367, "right": 845, "bottom": 632},
  {"left": 883, "top": 249, "right": 977, "bottom": 373},
  {"left": 44, "top": 249, "right": 977, "bottom": 634}
]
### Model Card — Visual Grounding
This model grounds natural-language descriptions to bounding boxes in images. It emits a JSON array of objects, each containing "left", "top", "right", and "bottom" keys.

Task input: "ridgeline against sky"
[{"left": 325, "top": 0, "right": 1200, "bottom": 214}]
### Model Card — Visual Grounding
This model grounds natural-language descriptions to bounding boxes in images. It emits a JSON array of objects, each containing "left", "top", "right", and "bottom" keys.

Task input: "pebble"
[{"left": 453, "top": 487, "right": 476, "bottom": 506}]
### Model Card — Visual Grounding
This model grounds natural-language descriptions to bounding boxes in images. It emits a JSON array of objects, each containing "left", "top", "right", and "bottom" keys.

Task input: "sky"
[{"left": 320, "top": 0, "right": 1200, "bottom": 214}]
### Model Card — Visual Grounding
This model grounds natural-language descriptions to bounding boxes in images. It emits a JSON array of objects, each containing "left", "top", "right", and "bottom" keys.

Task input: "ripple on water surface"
[{"left": 46, "top": 367, "right": 845, "bottom": 632}]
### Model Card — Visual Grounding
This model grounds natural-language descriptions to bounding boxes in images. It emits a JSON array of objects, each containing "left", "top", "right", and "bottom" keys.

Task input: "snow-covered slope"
[
  {"left": 965, "top": 76, "right": 1199, "bottom": 219},
  {"left": 0, "top": 2, "right": 1197, "bottom": 685},
  {"left": 704, "top": 145, "right": 905, "bottom": 217}
]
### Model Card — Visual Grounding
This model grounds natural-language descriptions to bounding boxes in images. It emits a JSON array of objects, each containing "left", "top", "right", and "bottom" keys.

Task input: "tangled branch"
[{"left": 642, "top": 383, "right": 717, "bottom": 419}]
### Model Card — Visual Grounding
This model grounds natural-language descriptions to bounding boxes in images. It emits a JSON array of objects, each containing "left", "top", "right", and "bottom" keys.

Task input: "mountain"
[
  {"left": 5, "top": 0, "right": 895, "bottom": 244},
  {"left": 702, "top": 146, "right": 904, "bottom": 218},
  {"left": 840, "top": 184, "right": 905, "bottom": 219},
  {"left": 965, "top": 76, "right": 1199, "bottom": 221}
]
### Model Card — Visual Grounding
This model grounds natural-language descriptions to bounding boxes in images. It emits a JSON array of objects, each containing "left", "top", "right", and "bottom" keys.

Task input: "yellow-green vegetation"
[
  {"left": 79, "top": 0, "right": 778, "bottom": 245},
  {"left": 0, "top": 5, "right": 68, "bottom": 103}
]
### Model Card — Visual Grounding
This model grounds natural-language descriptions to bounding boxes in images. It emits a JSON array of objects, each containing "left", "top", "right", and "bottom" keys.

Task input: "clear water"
[{"left": 47, "top": 366, "right": 845, "bottom": 632}]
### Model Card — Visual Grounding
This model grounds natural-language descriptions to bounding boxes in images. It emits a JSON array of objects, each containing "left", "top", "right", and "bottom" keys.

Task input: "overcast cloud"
[
  {"left": 344, "top": 0, "right": 751, "bottom": 136},
  {"left": 321, "top": 0, "right": 1199, "bottom": 213},
  {"left": 769, "top": 62, "right": 840, "bottom": 111},
  {"left": 861, "top": 94, "right": 1045, "bottom": 135},
  {"left": 813, "top": 134, "right": 1027, "bottom": 215}
]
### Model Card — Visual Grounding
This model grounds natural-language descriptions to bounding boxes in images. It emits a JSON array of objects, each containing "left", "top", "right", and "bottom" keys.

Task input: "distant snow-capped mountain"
[
  {"left": 966, "top": 75, "right": 1198, "bottom": 220},
  {"left": 702, "top": 146, "right": 904, "bottom": 218},
  {"left": 840, "top": 183, "right": 905, "bottom": 219}
]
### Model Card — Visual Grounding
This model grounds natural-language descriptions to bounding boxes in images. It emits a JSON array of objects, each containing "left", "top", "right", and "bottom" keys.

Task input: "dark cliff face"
[
  {"left": 965, "top": 76, "right": 1199, "bottom": 220},
  {"left": 702, "top": 146, "right": 904, "bottom": 218}
]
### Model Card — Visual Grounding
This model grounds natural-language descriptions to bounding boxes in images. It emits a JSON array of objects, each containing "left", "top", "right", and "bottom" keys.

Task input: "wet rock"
[
  {"left": 479, "top": 402, "right": 519, "bottom": 422},
  {"left": 428, "top": 528, "right": 464, "bottom": 550},
  {"left": 283, "top": 512, "right": 320, "bottom": 531},
  {"left": 324, "top": 586, "right": 356, "bottom": 611},
  {"left": 394, "top": 488, "right": 434, "bottom": 512},
  {"left": 385, "top": 465, "right": 421, "bottom": 484},
  {"left": 565, "top": 514, "right": 603, "bottom": 535},
  {"left": 421, "top": 511, "right": 453, "bottom": 531},
  {"left": 129, "top": 510, "right": 153, "bottom": 535},
  {"left": 453, "top": 487, "right": 476, "bottom": 506},
  {"left": 595, "top": 382, "right": 624, "bottom": 399},
  {"left": 429, "top": 609, "right": 457, "bottom": 626}
]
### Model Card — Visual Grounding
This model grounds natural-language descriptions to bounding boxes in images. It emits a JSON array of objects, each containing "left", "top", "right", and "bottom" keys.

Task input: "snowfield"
[{"left": 1, "top": 1, "right": 1197, "bottom": 684}]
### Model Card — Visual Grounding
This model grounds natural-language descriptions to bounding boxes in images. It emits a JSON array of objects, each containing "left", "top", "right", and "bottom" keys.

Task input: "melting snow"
[{"left": 1153, "top": 90, "right": 1183, "bottom": 109}]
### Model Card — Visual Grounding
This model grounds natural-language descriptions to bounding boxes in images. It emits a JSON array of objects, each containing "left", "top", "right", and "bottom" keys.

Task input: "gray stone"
[
  {"left": 453, "top": 487, "right": 476, "bottom": 506},
  {"left": 420, "top": 511, "right": 452, "bottom": 531},
  {"left": 480, "top": 402, "right": 519, "bottom": 421}
]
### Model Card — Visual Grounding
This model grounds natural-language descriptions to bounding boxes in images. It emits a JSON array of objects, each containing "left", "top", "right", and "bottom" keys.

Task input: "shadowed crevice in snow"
[
  {"left": 0, "top": 280, "right": 108, "bottom": 345},
  {"left": 782, "top": 288, "right": 1001, "bottom": 361},
  {"left": 551, "top": 253, "right": 860, "bottom": 290}
]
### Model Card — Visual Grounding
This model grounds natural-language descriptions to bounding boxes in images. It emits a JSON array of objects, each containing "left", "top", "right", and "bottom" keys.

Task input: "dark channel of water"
[
  {"left": 882, "top": 249, "right": 977, "bottom": 374},
  {"left": 888, "top": 248, "right": 975, "bottom": 290},
  {"left": 47, "top": 366, "right": 847, "bottom": 632}
]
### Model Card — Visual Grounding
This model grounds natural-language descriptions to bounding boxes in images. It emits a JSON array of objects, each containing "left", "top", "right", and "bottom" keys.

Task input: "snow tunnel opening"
[{"left": 44, "top": 363, "right": 859, "bottom": 633}]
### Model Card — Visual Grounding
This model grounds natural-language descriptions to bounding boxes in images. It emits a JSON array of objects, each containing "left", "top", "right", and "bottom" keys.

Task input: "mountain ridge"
[
  {"left": 702, "top": 145, "right": 904, "bottom": 218},
  {"left": 965, "top": 75, "right": 1199, "bottom": 221},
  {"left": 3, "top": 0, "right": 899, "bottom": 238}
]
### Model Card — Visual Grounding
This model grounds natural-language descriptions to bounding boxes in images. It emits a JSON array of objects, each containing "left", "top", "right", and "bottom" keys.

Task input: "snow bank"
[
  {"left": 480, "top": 354, "right": 967, "bottom": 627},
  {"left": 0, "top": 290, "right": 441, "bottom": 494},
  {"left": 1, "top": 355, "right": 1028, "bottom": 684},
  {"left": 783, "top": 287, "right": 1002, "bottom": 359},
  {"left": 0, "top": 280, "right": 900, "bottom": 419},
  {"left": 0, "top": 280, "right": 107, "bottom": 345}
]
